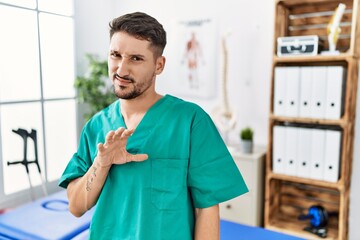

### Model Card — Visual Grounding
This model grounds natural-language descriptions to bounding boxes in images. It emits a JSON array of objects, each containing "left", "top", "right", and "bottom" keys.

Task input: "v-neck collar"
[
  {"left": 118, "top": 94, "right": 169, "bottom": 131},
  {"left": 112, "top": 94, "right": 169, "bottom": 154}
]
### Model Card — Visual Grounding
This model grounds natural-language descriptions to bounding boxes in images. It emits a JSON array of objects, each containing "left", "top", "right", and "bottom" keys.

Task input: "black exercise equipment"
[
  {"left": 298, "top": 205, "right": 330, "bottom": 238},
  {"left": 298, "top": 205, "right": 329, "bottom": 228},
  {"left": 7, "top": 128, "right": 47, "bottom": 200}
]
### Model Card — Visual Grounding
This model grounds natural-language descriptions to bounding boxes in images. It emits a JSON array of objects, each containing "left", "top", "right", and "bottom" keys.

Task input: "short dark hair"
[{"left": 109, "top": 12, "right": 167, "bottom": 57}]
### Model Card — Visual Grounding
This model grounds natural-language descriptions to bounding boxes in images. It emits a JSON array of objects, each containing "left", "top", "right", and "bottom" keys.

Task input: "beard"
[
  {"left": 113, "top": 74, "right": 154, "bottom": 100},
  {"left": 114, "top": 85, "right": 142, "bottom": 99}
]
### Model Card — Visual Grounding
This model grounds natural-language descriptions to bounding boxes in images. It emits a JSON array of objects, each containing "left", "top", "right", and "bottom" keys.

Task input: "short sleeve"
[
  {"left": 58, "top": 126, "right": 93, "bottom": 188},
  {"left": 188, "top": 114, "right": 248, "bottom": 208}
]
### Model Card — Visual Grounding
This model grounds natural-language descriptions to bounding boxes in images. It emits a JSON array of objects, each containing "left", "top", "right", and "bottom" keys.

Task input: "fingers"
[
  {"left": 113, "top": 127, "right": 133, "bottom": 140},
  {"left": 102, "top": 127, "right": 146, "bottom": 165},
  {"left": 114, "top": 127, "right": 125, "bottom": 137},
  {"left": 105, "top": 127, "right": 133, "bottom": 144},
  {"left": 97, "top": 143, "right": 105, "bottom": 152},
  {"left": 127, "top": 153, "right": 149, "bottom": 163},
  {"left": 105, "top": 131, "right": 116, "bottom": 143},
  {"left": 122, "top": 128, "right": 134, "bottom": 137}
]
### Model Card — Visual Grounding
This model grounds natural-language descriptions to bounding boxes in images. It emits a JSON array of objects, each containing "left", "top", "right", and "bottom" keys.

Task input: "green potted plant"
[
  {"left": 74, "top": 54, "right": 117, "bottom": 121},
  {"left": 239, "top": 127, "right": 254, "bottom": 154}
]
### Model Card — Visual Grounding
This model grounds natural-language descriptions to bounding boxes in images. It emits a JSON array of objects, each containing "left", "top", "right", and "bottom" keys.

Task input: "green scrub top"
[{"left": 59, "top": 95, "right": 248, "bottom": 240}]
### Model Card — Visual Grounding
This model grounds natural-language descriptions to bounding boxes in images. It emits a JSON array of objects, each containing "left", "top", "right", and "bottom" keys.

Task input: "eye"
[
  {"left": 110, "top": 52, "right": 121, "bottom": 58},
  {"left": 131, "top": 56, "right": 143, "bottom": 61}
]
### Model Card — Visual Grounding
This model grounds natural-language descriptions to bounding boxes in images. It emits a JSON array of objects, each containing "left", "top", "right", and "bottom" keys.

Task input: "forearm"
[
  {"left": 66, "top": 127, "right": 148, "bottom": 217},
  {"left": 67, "top": 157, "right": 111, "bottom": 217},
  {"left": 194, "top": 205, "right": 220, "bottom": 240}
]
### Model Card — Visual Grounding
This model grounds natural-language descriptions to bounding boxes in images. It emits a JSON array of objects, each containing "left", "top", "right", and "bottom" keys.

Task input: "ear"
[{"left": 155, "top": 56, "right": 166, "bottom": 75}]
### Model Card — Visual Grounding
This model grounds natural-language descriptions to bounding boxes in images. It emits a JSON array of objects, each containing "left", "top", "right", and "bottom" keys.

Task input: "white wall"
[
  {"left": 73, "top": 0, "right": 116, "bottom": 133},
  {"left": 74, "top": 0, "right": 114, "bottom": 68},
  {"left": 74, "top": 1, "right": 360, "bottom": 239}
]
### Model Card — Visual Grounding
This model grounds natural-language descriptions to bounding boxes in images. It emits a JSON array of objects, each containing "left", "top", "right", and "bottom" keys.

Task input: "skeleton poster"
[{"left": 169, "top": 18, "right": 217, "bottom": 98}]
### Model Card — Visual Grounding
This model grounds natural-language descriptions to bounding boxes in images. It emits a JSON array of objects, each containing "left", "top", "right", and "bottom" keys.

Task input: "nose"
[{"left": 116, "top": 59, "right": 129, "bottom": 76}]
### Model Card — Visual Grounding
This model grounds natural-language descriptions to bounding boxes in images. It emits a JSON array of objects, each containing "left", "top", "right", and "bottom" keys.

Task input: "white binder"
[
  {"left": 273, "top": 126, "right": 286, "bottom": 174},
  {"left": 284, "top": 126, "right": 298, "bottom": 176},
  {"left": 310, "top": 67, "right": 327, "bottom": 119},
  {"left": 299, "top": 67, "right": 313, "bottom": 118},
  {"left": 325, "top": 66, "right": 345, "bottom": 120},
  {"left": 285, "top": 67, "right": 301, "bottom": 117},
  {"left": 297, "top": 127, "right": 312, "bottom": 178},
  {"left": 323, "top": 130, "right": 342, "bottom": 182},
  {"left": 310, "top": 129, "right": 325, "bottom": 180},
  {"left": 273, "top": 67, "right": 287, "bottom": 116}
]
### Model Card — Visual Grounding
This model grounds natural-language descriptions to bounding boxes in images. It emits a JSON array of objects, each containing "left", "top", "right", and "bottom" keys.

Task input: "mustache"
[{"left": 114, "top": 73, "right": 134, "bottom": 82}]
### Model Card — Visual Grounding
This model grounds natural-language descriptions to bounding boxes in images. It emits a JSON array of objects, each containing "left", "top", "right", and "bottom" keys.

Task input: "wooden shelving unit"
[{"left": 265, "top": 0, "right": 360, "bottom": 239}]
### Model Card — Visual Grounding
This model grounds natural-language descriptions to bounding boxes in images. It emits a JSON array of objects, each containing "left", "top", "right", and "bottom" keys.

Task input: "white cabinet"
[{"left": 220, "top": 146, "right": 266, "bottom": 227}]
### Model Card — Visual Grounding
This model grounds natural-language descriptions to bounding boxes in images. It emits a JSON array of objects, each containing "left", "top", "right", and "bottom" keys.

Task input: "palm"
[{"left": 97, "top": 127, "right": 148, "bottom": 166}]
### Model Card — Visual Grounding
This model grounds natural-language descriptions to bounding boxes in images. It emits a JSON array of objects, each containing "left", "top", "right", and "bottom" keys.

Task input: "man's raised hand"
[{"left": 96, "top": 127, "right": 148, "bottom": 167}]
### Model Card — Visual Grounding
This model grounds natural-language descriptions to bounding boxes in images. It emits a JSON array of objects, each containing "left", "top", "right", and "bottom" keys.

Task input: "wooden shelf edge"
[
  {"left": 276, "top": 0, "right": 354, "bottom": 9},
  {"left": 273, "top": 54, "right": 356, "bottom": 63},
  {"left": 265, "top": 223, "right": 338, "bottom": 240},
  {"left": 269, "top": 114, "right": 348, "bottom": 127},
  {"left": 267, "top": 172, "right": 343, "bottom": 190}
]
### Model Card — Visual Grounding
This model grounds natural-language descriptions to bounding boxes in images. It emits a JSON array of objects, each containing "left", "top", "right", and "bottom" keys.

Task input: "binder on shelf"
[
  {"left": 284, "top": 67, "right": 301, "bottom": 117},
  {"left": 272, "top": 126, "right": 286, "bottom": 174},
  {"left": 299, "top": 67, "right": 313, "bottom": 118},
  {"left": 310, "top": 129, "right": 326, "bottom": 180},
  {"left": 297, "top": 127, "right": 312, "bottom": 178},
  {"left": 325, "top": 66, "right": 345, "bottom": 120},
  {"left": 273, "top": 67, "right": 286, "bottom": 116},
  {"left": 284, "top": 126, "right": 298, "bottom": 176},
  {"left": 324, "top": 130, "right": 342, "bottom": 182},
  {"left": 310, "top": 67, "right": 327, "bottom": 119}
]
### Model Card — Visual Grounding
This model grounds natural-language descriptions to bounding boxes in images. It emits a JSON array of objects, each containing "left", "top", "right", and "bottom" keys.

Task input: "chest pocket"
[{"left": 151, "top": 158, "right": 188, "bottom": 210}]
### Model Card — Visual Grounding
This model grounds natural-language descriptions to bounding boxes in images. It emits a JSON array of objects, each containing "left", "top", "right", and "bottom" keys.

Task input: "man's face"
[{"left": 108, "top": 31, "right": 164, "bottom": 100}]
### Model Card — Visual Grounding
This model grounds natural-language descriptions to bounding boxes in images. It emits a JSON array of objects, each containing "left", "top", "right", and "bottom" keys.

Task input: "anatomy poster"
[{"left": 169, "top": 18, "right": 217, "bottom": 98}]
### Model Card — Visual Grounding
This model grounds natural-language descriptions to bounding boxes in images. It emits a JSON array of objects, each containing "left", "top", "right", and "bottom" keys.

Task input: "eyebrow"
[{"left": 110, "top": 50, "right": 146, "bottom": 58}]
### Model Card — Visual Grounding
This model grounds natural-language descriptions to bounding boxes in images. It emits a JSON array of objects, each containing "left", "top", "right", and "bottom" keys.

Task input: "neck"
[{"left": 120, "top": 91, "right": 162, "bottom": 120}]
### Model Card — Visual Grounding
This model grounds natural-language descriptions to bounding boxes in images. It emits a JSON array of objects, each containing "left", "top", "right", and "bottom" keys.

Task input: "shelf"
[
  {"left": 269, "top": 114, "right": 348, "bottom": 128},
  {"left": 266, "top": 215, "right": 338, "bottom": 240},
  {"left": 267, "top": 172, "right": 342, "bottom": 190},
  {"left": 266, "top": 0, "right": 359, "bottom": 239},
  {"left": 277, "top": 0, "right": 351, "bottom": 8},
  {"left": 273, "top": 54, "right": 355, "bottom": 64},
  {"left": 265, "top": 179, "right": 340, "bottom": 239}
]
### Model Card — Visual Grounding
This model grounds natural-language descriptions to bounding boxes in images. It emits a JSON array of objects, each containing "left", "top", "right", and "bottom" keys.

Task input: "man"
[{"left": 59, "top": 12, "right": 248, "bottom": 240}]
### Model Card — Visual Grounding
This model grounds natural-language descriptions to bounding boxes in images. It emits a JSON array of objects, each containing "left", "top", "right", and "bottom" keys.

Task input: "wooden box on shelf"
[
  {"left": 265, "top": 0, "right": 360, "bottom": 240},
  {"left": 273, "top": 0, "right": 360, "bottom": 56}
]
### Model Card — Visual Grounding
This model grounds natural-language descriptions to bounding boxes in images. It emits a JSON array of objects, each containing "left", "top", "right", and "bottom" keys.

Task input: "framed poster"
[{"left": 168, "top": 18, "right": 217, "bottom": 98}]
